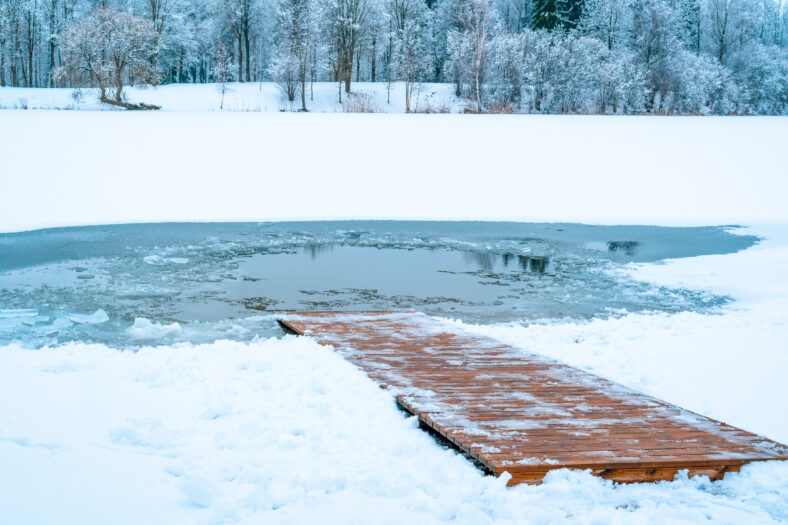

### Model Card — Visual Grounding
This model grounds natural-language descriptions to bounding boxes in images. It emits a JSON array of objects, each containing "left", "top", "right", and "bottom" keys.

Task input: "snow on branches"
[{"left": 54, "top": 7, "right": 160, "bottom": 109}]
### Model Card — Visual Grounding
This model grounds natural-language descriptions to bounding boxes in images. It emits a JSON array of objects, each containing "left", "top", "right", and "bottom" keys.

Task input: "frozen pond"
[{"left": 0, "top": 221, "right": 757, "bottom": 347}]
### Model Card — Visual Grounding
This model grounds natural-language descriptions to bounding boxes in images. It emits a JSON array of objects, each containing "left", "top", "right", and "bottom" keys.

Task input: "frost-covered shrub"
[
  {"left": 343, "top": 91, "right": 378, "bottom": 112},
  {"left": 730, "top": 44, "right": 788, "bottom": 115},
  {"left": 269, "top": 53, "right": 300, "bottom": 104},
  {"left": 518, "top": 30, "right": 644, "bottom": 114},
  {"left": 553, "top": 35, "right": 607, "bottom": 113},
  {"left": 521, "top": 30, "right": 561, "bottom": 112},
  {"left": 444, "top": 29, "right": 476, "bottom": 99},
  {"left": 595, "top": 47, "right": 646, "bottom": 113},
  {"left": 391, "top": 16, "right": 433, "bottom": 112},
  {"left": 486, "top": 31, "right": 525, "bottom": 109},
  {"left": 652, "top": 49, "right": 733, "bottom": 114}
]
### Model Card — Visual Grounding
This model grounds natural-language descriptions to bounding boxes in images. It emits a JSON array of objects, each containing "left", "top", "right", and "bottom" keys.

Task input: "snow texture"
[
  {"left": 1, "top": 109, "right": 787, "bottom": 233},
  {"left": 1, "top": 337, "right": 786, "bottom": 524}
]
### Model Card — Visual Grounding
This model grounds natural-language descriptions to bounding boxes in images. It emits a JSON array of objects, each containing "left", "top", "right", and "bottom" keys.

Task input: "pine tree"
[
  {"left": 532, "top": 0, "right": 563, "bottom": 29},
  {"left": 532, "top": 0, "right": 583, "bottom": 29},
  {"left": 560, "top": 0, "right": 584, "bottom": 29}
]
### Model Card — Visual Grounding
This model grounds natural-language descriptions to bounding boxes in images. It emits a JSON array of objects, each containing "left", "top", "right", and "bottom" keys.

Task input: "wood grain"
[{"left": 279, "top": 311, "right": 788, "bottom": 485}]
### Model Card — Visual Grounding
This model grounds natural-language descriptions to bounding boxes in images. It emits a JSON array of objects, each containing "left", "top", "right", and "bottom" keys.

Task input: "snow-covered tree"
[
  {"left": 54, "top": 7, "right": 160, "bottom": 108},
  {"left": 221, "top": 0, "right": 259, "bottom": 82},
  {"left": 213, "top": 43, "right": 233, "bottom": 108},
  {"left": 531, "top": 0, "right": 579, "bottom": 29},
  {"left": 388, "top": 0, "right": 432, "bottom": 110},
  {"left": 531, "top": 0, "right": 562, "bottom": 29},
  {"left": 272, "top": 0, "right": 319, "bottom": 109},
  {"left": 486, "top": 30, "right": 525, "bottom": 108},
  {"left": 329, "top": 0, "right": 373, "bottom": 94},
  {"left": 580, "top": 0, "right": 630, "bottom": 50},
  {"left": 445, "top": 0, "right": 495, "bottom": 111}
]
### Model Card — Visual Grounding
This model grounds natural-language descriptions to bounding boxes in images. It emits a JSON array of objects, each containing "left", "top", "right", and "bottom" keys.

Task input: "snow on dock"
[{"left": 279, "top": 311, "right": 788, "bottom": 485}]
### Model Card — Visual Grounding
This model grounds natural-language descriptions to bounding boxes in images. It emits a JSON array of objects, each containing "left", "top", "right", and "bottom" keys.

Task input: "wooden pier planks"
[{"left": 279, "top": 311, "right": 788, "bottom": 485}]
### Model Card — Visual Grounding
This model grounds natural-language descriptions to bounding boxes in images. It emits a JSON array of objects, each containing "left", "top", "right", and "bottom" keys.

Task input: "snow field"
[
  {"left": 2, "top": 111, "right": 787, "bottom": 233},
  {"left": 1, "top": 336, "right": 787, "bottom": 524}
]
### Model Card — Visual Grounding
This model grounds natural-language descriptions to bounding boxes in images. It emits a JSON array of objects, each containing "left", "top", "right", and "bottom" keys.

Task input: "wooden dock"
[{"left": 279, "top": 311, "right": 788, "bottom": 485}]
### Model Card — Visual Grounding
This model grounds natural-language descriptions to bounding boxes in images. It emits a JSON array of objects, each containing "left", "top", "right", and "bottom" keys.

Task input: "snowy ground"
[
  {"left": 1, "top": 111, "right": 787, "bottom": 233},
  {"left": 0, "top": 82, "right": 462, "bottom": 113}
]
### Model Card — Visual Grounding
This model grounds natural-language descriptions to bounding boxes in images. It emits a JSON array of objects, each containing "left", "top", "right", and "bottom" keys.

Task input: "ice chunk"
[
  {"left": 144, "top": 255, "right": 189, "bottom": 265},
  {"left": 126, "top": 318, "right": 182, "bottom": 339},
  {"left": 68, "top": 309, "right": 109, "bottom": 325}
]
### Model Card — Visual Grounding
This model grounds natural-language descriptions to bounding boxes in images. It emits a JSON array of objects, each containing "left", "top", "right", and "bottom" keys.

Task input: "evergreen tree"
[
  {"left": 560, "top": 0, "right": 584, "bottom": 29},
  {"left": 532, "top": 0, "right": 563, "bottom": 29}
]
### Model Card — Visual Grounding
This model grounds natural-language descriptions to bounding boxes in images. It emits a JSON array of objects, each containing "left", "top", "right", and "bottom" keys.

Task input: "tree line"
[{"left": 1, "top": 0, "right": 786, "bottom": 113}]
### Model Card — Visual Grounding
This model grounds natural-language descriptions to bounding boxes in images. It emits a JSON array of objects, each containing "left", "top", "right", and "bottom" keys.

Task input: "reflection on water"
[
  {"left": 0, "top": 221, "right": 758, "bottom": 348},
  {"left": 304, "top": 243, "right": 335, "bottom": 259},
  {"left": 608, "top": 241, "right": 640, "bottom": 256},
  {"left": 465, "top": 252, "right": 550, "bottom": 273}
]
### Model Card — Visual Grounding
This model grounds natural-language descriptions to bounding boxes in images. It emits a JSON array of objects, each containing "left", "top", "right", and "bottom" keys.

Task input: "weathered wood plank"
[{"left": 279, "top": 311, "right": 788, "bottom": 485}]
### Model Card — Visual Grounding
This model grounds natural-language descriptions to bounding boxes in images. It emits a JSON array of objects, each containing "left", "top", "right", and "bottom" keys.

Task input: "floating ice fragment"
[
  {"left": 143, "top": 255, "right": 166, "bottom": 265},
  {"left": 126, "top": 318, "right": 182, "bottom": 339},
  {"left": 143, "top": 255, "right": 189, "bottom": 265},
  {"left": 0, "top": 309, "right": 38, "bottom": 318},
  {"left": 68, "top": 309, "right": 109, "bottom": 324}
]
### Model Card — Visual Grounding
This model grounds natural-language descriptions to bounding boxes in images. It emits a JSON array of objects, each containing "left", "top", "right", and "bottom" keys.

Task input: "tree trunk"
[
  {"left": 244, "top": 29, "right": 251, "bottom": 81},
  {"left": 344, "top": 49, "right": 353, "bottom": 92},
  {"left": 387, "top": 23, "right": 392, "bottom": 103},
  {"left": 115, "top": 70, "right": 124, "bottom": 103},
  {"left": 27, "top": 24, "right": 34, "bottom": 87},
  {"left": 99, "top": 96, "right": 161, "bottom": 110},
  {"left": 0, "top": 44, "right": 5, "bottom": 87},
  {"left": 12, "top": 21, "right": 20, "bottom": 87},
  {"left": 179, "top": 48, "right": 184, "bottom": 82},
  {"left": 48, "top": 5, "right": 56, "bottom": 88},
  {"left": 371, "top": 36, "right": 376, "bottom": 82},
  {"left": 238, "top": 35, "right": 244, "bottom": 82},
  {"left": 301, "top": 77, "right": 306, "bottom": 111},
  {"left": 475, "top": 73, "right": 482, "bottom": 112}
]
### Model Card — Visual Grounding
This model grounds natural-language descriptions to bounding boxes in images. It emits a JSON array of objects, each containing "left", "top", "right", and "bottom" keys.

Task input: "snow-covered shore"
[
  {"left": 1, "top": 111, "right": 787, "bottom": 233},
  {"left": 3, "top": 336, "right": 785, "bottom": 525},
  {"left": 0, "top": 82, "right": 462, "bottom": 113}
]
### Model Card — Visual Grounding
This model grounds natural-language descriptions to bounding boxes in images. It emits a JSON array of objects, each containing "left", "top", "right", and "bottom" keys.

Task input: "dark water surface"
[{"left": 0, "top": 221, "right": 757, "bottom": 347}]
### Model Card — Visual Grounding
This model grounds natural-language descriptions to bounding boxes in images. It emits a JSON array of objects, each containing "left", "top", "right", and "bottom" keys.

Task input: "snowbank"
[
  {"left": 2, "top": 335, "right": 786, "bottom": 524},
  {"left": 1, "top": 110, "right": 787, "bottom": 233},
  {"left": 0, "top": 82, "right": 461, "bottom": 113}
]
